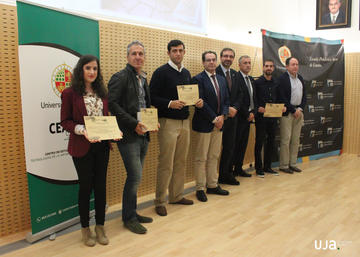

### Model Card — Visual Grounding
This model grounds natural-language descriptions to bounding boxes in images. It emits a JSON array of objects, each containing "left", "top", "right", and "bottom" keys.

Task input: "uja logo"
[
  {"left": 314, "top": 240, "right": 338, "bottom": 250},
  {"left": 278, "top": 46, "right": 291, "bottom": 66},
  {"left": 51, "top": 63, "right": 73, "bottom": 97}
]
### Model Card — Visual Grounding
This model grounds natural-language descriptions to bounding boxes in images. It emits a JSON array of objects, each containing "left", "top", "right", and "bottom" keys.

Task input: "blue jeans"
[{"left": 117, "top": 136, "right": 148, "bottom": 222}]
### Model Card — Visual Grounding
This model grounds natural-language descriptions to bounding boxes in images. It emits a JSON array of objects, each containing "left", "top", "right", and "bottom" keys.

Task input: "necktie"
[
  {"left": 211, "top": 74, "right": 221, "bottom": 113},
  {"left": 225, "top": 70, "right": 232, "bottom": 90},
  {"left": 332, "top": 15, "right": 336, "bottom": 24},
  {"left": 245, "top": 76, "right": 254, "bottom": 110}
]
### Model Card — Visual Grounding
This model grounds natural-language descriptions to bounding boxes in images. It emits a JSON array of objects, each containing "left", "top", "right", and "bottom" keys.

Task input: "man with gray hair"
[
  {"left": 321, "top": 0, "right": 345, "bottom": 25},
  {"left": 233, "top": 55, "right": 257, "bottom": 177},
  {"left": 108, "top": 40, "right": 153, "bottom": 234}
]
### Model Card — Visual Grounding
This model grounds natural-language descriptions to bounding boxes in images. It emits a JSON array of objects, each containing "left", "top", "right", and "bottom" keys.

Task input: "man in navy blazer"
[
  {"left": 192, "top": 51, "right": 230, "bottom": 202},
  {"left": 216, "top": 48, "right": 242, "bottom": 186},
  {"left": 277, "top": 57, "right": 306, "bottom": 174}
]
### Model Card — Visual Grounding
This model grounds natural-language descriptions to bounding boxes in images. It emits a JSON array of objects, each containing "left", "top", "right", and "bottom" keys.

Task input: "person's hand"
[
  {"left": 258, "top": 107, "right": 265, "bottom": 113},
  {"left": 113, "top": 130, "right": 123, "bottom": 141},
  {"left": 228, "top": 107, "right": 238, "bottom": 117},
  {"left": 153, "top": 123, "right": 161, "bottom": 132},
  {"left": 169, "top": 100, "right": 186, "bottom": 110},
  {"left": 282, "top": 106, "right": 287, "bottom": 113},
  {"left": 84, "top": 129, "right": 101, "bottom": 143},
  {"left": 215, "top": 115, "right": 224, "bottom": 129},
  {"left": 195, "top": 98, "right": 203, "bottom": 108},
  {"left": 293, "top": 109, "right": 302, "bottom": 119},
  {"left": 247, "top": 112, "right": 254, "bottom": 122},
  {"left": 135, "top": 122, "right": 147, "bottom": 135}
]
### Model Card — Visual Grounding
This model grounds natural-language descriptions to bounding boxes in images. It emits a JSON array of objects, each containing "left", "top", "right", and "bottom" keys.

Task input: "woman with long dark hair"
[{"left": 61, "top": 55, "right": 116, "bottom": 246}]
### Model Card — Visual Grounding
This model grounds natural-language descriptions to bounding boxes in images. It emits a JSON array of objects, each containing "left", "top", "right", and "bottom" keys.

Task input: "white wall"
[{"left": 207, "top": 0, "right": 359, "bottom": 53}]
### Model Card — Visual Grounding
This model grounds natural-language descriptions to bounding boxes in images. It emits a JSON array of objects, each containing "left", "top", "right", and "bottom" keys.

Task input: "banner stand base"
[{"left": 26, "top": 210, "right": 95, "bottom": 243}]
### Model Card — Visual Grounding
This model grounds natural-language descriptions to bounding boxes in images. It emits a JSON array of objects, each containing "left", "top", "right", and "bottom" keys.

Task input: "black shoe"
[
  {"left": 289, "top": 166, "right": 302, "bottom": 172},
  {"left": 196, "top": 190, "right": 208, "bottom": 202},
  {"left": 234, "top": 169, "right": 251, "bottom": 177},
  {"left": 256, "top": 170, "right": 265, "bottom": 178},
  {"left": 264, "top": 168, "right": 279, "bottom": 176},
  {"left": 124, "top": 220, "right": 147, "bottom": 234},
  {"left": 279, "top": 168, "right": 294, "bottom": 174},
  {"left": 155, "top": 206, "right": 167, "bottom": 216},
  {"left": 136, "top": 214, "right": 153, "bottom": 223},
  {"left": 218, "top": 176, "right": 240, "bottom": 185},
  {"left": 206, "top": 186, "right": 229, "bottom": 195}
]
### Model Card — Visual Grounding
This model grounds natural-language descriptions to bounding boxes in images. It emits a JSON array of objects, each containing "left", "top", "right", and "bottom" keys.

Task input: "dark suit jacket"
[
  {"left": 321, "top": 10, "right": 346, "bottom": 25},
  {"left": 108, "top": 64, "right": 151, "bottom": 143},
  {"left": 192, "top": 71, "right": 229, "bottom": 133},
  {"left": 60, "top": 87, "right": 109, "bottom": 157},
  {"left": 277, "top": 71, "right": 306, "bottom": 116},
  {"left": 215, "top": 65, "right": 242, "bottom": 111},
  {"left": 236, "top": 72, "right": 257, "bottom": 120}
]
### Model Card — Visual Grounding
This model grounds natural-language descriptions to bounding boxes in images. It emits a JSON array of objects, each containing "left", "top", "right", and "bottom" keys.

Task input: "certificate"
[
  {"left": 84, "top": 116, "right": 122, "bottom": 140},
  {"left": 177, "top": 84, "right": 199, "bottom": 106},
  {"left": 263, "top": 103, "right": 284, "bottom": 118},
  {"left": 137, "top": 108, "right": 158, "bottom": 132}
]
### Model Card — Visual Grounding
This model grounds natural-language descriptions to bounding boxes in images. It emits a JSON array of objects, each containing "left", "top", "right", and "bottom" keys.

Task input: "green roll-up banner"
[{"left": 17, "top": 1, "right": 99, "bottom": 242}]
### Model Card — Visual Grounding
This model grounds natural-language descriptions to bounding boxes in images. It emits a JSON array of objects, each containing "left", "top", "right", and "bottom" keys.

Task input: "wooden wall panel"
[{"left": 0, "top": 4, "right": 30, "bottom": 237}]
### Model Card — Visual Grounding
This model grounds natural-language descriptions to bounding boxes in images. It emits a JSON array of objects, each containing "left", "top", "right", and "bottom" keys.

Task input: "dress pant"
[
  {"left": 72, "top": 142, "right": 110, "bottom": 228},
  {"left": 233, "top": 116, "right": 251, "bottom": 171},
  {"left": 254, "top": 116, "right": 277, "bottom": 171},
  {"left": 193, "top": 128, "right": 222, "bottom": 191},
  {"left": 279, "top": 113, "right": 304, "bottom": 169},
  {"left": 117, "top": 136, "right": 149, "bottom": 222},
  {"left": 219, "top": 116, "right": 238, "bottom": 179},
  {"left": 154, "top": 118, "right": 190, "bottom": 207}
]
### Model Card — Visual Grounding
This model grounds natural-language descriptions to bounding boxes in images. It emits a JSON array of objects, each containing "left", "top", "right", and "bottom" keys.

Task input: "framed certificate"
[
  {"left": 263, "top": 103, "right": 284, "bottom": 118},
  {"left": 137, "top": 108, "right": 158, "bottom": 132},
  {"left": 177, "top": 84, "right": 199, "bottom": 106},
  {"left": 84, "top": 116, "right": 122, "bottom": 140}
]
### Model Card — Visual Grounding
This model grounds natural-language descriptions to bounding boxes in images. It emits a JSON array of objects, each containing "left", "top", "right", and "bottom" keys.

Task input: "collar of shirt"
[
  {"left": 220, "top": 64, "right": 230, "bottom": 75},
  {"left": 287, "top": 70, "right": 298, "bottom": 79},
  {"left": 205, "top": 70, "right": 216, "bottom": 78},
  {"left": 168, "top": 59, "right": 184, "bottom": 72},
  {"left": 240, "top": 71, "right": 250, "bottom": 81}
]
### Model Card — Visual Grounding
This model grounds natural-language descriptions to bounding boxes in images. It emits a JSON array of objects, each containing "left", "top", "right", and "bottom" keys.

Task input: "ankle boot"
[
  {"left": 95, "top": 225, "right": 109, "bottom": 245},
  {"left": 81, "top": 227, "right": 96, "bottom": 247}
]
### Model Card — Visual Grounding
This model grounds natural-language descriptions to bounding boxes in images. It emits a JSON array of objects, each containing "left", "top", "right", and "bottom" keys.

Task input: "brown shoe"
[
  {"left": 95, "top": 225, "right": 109, "bottom": 245},
  {"left": 81, "top": 227, "right": 96, "bottom": 247},
  {"left": 155, "top": 206, "right": 167, "bottom": 216},
  {"left": 170, "top": 197, "right": 194, "bottom": 205}
]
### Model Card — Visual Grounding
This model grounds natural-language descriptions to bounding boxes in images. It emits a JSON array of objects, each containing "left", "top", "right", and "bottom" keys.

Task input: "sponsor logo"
[
  {"left": 51, "top": 64, "right": 73, "bottom": 97},
  {"left": 278, "top": 46, "right": 291, "bottom": 66},
  {"left": 310, "top": 130, "right": 323, "bottom": 137},
  {"left": 318, "top": 92, "right": 334, "bottom": 100},
  {"left": 308, "top": 105, "right": 325, "bottom": 113},
  {"left": 326, "top": 79, "right": 343, "bottom": 87},
  {"left": 304, "top": 119, "right": 316, "bottom": 126},
  {"left": 317, "top": 140, "right": 334, "bottom": 148},
  {"left": 311, "top": 80, "right": 324, "bottom": 88},
  {"left": 327, "top": 127, "right": 342, "bottom": 135},
  {"left": 314, "top": 240, "right": 351, "bottom": 251},
  {"left": 329, "top": 104, "right": 342, "bottom": 111},
  {"left": 299, "top": 143, "right": 312, "bottom": 152},
  {"left": 320, "top": 116, "right": 333, "bottom": 124},
  {"left": 306, "top": 94, "right": 313, "bottom": 101}
]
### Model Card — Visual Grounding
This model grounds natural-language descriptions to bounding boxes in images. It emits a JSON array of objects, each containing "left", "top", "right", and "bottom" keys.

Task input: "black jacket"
[
  {"left": 108, "top": 64, "right": 151, "bottom": 143},
  {"left": 235, "top": 72, "right": 257, "bottom": 120}
]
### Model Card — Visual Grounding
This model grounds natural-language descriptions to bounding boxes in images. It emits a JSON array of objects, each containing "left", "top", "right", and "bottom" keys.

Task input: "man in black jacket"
[
  {"left": 277, "top": 57, "right": 306, "bottom": 174},
  {"left": 108, "top": 40, "right": 153, "bottom": 234},
  {"left": 217, "top": 48, "right": 241, "bottom": 185},
  {"left": 254, "top": 60, "right": 285, "bottom": 177},
  {"left": 233, "top": 55, "right": 257, "bottom": 177}
]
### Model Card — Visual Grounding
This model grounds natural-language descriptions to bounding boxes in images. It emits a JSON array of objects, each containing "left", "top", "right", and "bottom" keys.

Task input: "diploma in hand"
[
  {"left": 137, "top": 108, "right": 158, "bottom": 132},
  {"left": 263, "top": 103, "right": 284, "bottom": 118},
  {"left": 84, "top": 116, "right": 122, "bottom": 140},
  {"left": 177, "top": 84, "right": 199, "bottom": 106}
]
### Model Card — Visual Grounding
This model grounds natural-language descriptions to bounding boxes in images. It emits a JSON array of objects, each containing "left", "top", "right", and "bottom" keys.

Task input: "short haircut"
[
  {"left": 285, "top": 57, "right": 297, "bottom": 66},
  {"left": 329, "top": 0, "right": 341, "bottom": 4},
  {"left": 167, "top": 39, "right": 185, "bottom": 52},
  {"left": 202, "top": 51, "right": 217, "bottom": 62},
  {"left": 263, "top": 59, "right": 274, "bottom": 66},
  {"left": 238, "top": 55, "right": 251, "bottom": 64},
  {"left": 220, "top": 48, "right": 235, "bottom": 58},
  {"left": 127, "top": 40, "right": 145, "bottom": 56}
]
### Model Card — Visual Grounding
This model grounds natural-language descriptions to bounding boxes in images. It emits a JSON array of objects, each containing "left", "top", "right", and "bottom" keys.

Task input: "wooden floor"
[{"left": 2, "top": 154, "right": 360, "bottom": 257}]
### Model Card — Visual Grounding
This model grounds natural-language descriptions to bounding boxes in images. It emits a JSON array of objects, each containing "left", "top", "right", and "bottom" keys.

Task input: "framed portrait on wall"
[{"left": 316, "top": 0, "right": 351, "bottom": 29}]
